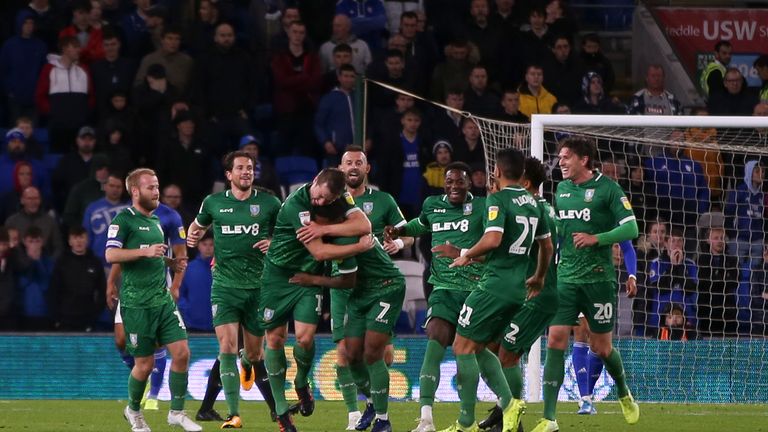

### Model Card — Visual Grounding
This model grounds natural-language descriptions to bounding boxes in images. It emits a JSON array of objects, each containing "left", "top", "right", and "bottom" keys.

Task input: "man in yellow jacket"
[{"left": 518, "top": 64, "right": 557, "bottom": 118}]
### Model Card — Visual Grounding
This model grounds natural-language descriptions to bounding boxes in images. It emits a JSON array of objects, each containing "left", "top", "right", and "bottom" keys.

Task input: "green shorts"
[
  {"left": 330, "top": 289, "right": 352, "bottom": 343},
  {"left": 121, "top": 300, "right": 187, "bottom": 357},
  {"left": 425, "top": 288, "right": 471, "bottom": 328},
  {"left": 456, "top": 289, "right": 522, "bottom": 344},
  {"left": 550, "top": 281, "right": 617, "bottom": 334},
  {"left": 501, "top": 302, "right": 556, "bottom": 355},
  {"left": 259, "top": 262, "right": 323, "bottom": 329},
  {"left": 212, "top": 286, "right": 263, "bottom": 336},
  {"left": 345, "top": 280, "right": 405, "bottom": 339}
]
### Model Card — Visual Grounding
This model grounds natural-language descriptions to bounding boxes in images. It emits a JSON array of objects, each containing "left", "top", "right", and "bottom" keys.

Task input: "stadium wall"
[{"left": 1, "top": 335, "right": 765, "bottom": 403}]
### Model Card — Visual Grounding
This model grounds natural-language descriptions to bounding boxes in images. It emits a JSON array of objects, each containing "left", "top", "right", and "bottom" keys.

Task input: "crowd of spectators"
[{"left": 0, "top": 0, "right": 767, "bottom": 336}]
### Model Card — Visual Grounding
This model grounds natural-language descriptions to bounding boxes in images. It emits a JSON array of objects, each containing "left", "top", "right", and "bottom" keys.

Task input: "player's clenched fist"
[{"left": 144, "top": 243, "right": 168, "bottom": 258}]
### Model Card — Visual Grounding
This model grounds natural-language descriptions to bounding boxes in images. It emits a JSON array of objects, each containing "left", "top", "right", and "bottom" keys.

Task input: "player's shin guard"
[
  {"left": 254, "top": 360, "right": 277, "bottom": 414},
  {"left": 503, "top": 365, "right": 524, "bottom": 399},
  {"left": 572, "top": 342, "right": 589, "bottom": 397},
  {"left": 476, "top": 349, "right": 512, "bottom": 408},
  {"left": 456, "top": 354, "right": 480, "bottom": 427},
  {"left": 128, "top": 375, "right": 147, "bottom": 411},
  {"left": 200, "top": 358, "right": 222, "bottom": 411},
  {"left": 542, "top": 349, "right": 565, "bottom": 421},
  {"left": 265, "top": 347, "right": 289, "bottom": 415},
  {"left": 336, "top": 365, "right": 359, "bottom": 413},
  {"left": 368, "top": 360, "right": 389, "bottom": 415},
  {"left": 418, "top": 339, "right": 445, "bottom": 408},
  {"left": 149, "top": 348, "right": 167, "bottom": 398},
  {"left": 602, "top": 348, "right": 629, "bottom": 397},
  {"left": 293, "top": 343, "right": 315, "bottom": 390},
  {"left": 168, "top": 371, "right": 188, "bottom": 411},
  {"left": 349, "top": 361, "right": 372, "bottom": 398},
  {"left": 587, "top": 349, "right": 604, "bottom": 396},
  {"left": 220, "top": 353, "right": 240, "bottom": 416}
]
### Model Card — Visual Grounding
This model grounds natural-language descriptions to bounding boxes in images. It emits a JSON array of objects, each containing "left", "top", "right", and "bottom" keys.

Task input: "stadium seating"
[{"left": 275, "top": 156, "right": 319, "bottom": 196}]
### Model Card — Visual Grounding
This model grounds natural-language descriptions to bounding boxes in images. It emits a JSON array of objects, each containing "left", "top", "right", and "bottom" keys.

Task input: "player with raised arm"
[
  {"left": 185, "top": 151, "right": 282, "bottom": 428},
  {"left": 331, "top": 146, "right": 413, "bottom": 429},
  {"left": 105, "top": 168, "right": 201, "bottom": 432},
  {"left": 289, "top": 204, "right": 406, "bottom": 432},
  {"left": 530, "top": 137, "right": 639, "bottom": 432},
  {"left": 384, "top": 162, "right": 486, "bottom": 432},
  {"left": 442, "top": 148, "right": 553, "bottom": 432},
  {"left": 259, "top": 168, "right": 373, "bottom": 432}
]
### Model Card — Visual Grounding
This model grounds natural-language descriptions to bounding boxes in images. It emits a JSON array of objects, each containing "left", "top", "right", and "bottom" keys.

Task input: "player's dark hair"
[
  {"left": 400, "top": 10, "right": 418, "bottom": 21},
  {"left": 525, "top": 63, "right": 544, "bottom": 74},
  {"left": 582, "top": 33, "right": 600, "bottom": 46},
  {"left": 337, "top": 64, "right": 356, "bottom": 75},
  {"left": 58, "top": 35, "right": 80, "bottom": 51},
  {"left": 445, "top": 87, "right": 465, "bottom": 98},
  {"left": 402, "top": 107, "right": 422, "bottom": 119},
  {"left": 312, "top": 200, "right": 346, "bottom": 223},
  {"left": 385, "top": 49, "right": 405, "bottom": 61},
  {"left": 496, "top": 148, "right": 525, "bottom": 180},
  {"left": 333, "top": 43, "right": 352, "bottom": 54},
  {"left": 669, "top": 226, "right": 685, "bottom": 238},
  {"left": 445, "top": 161, "right": 471, "bottom": 178},
  {"left": 69, "top": 225, "right": 87, "bottom": 237},
  {"left": 523, "top": 157, "right": 546, "bottom": 189},
  {"left": 222, "top": 150, "right": 255, "bottom": 173},
  {"left": 558, "top": 137, "right": 597, "bottom": 170},
  {"left": 24, "top": 225, "right": 43, "bottom": 239},
  {"left": 72, "top": 0, "right": 92, "bottom": 13},
  {"left": 315, "top": 168, "right": 346, "bottom": 197},
  {"left": 162, "top": 25, "right": 183, "bottom": 38},
  {"left": 714, "top": 40, "right": 731, "bottom": 51}
]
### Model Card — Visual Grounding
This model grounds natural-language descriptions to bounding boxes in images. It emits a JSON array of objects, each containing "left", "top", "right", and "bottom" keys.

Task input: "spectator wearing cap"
[
  {"left": 58, "top": 0, "right": 105, "bottom": 66},
  {"left": 90, "top": 30, "right": 138, "bottom": 120},
  {"left": 0, "top": 130, "right": 48, "bottom": 200},
  {"left": 423, "top": 140, "right": 453, "bottom": 195},
  {"left": 315, "top": 64, "right": 357, "bottom": 166},
  {"left": 573, "top": 71, "right": 625, "bottom": 114},
  {"left": 239, "top": 135, "right": 281, "bottom": 197},
  {"left": 194, "top": 22, "right": 257, "bottom": 154},
  {"left": 319, "top": 14, "right": 372, "bottom": 74},
  {"left": 755, "top": 55, "right": 768, "bottom": 102},
  {"left": 5, "top": 186, "right": 63, "bottom": 257},
  {"left": 0, "top": 10, "right": 47, "bottom": 121},
  {"left": 35, "top": 35, "right": 95, "bottom": 154},
  {"left": 51, "top": 126, "right": 98, "bottom": 213},
  {"left": 134, "top": 26, "right": 193, "bottom": 95},
  {"left": 156, "top": 110, "right": 213, "bottom": 206},
  {"left": 579, "top": 33, "right": 615, "bottom": 94},
  {"left": 133, "top": 62, "right": 182, "bottom": 165},
  {"left": 61, "top": 154, "right": 112, "bottom": 232},
  {"left": 497, "top": 89, "right": 529, "bottom": 123}
]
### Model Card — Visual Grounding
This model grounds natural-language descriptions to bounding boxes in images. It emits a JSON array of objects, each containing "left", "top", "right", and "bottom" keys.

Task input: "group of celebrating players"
[{"left": 109, "top": 136, "right": 640, "bottom": 432}]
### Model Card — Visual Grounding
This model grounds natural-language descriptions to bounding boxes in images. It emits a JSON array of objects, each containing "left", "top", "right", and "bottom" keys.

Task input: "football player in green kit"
[
  {"left": 385, "top": 162, "right": 486, "bottom": 432},
  {"left": 186, "top": 151, "right": 282, "bottom": 428},
  {"left": 530, "top": 137, "right": 639, "bottom": 432}
]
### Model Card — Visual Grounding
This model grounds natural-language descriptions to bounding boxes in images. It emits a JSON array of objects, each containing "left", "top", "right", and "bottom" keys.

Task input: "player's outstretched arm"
[
  {"left": 304, "top": 234, "right": 374, "bottom": 261},
  {"left": 297, "top": 210, "right": 371, "bottom": 243},
  {"left": 289, "top": 272, "right": 356, "bottom": 289},
  {"left": 106, "top": 243, "right": 167, "bottom": 264},
  {"left": 186, "top": 220, "right": 208, "bottom": 248}
]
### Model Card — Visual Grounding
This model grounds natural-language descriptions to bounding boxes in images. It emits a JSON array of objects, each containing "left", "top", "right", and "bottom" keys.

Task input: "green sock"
[
  {"left": 542, "top": 349, "right": 565, "bottom": 421},
  {"left": 419, "top": 339, "right": 445, "bottom": 407},
  {"left": 336, "top": 365, "right": 359, "bottom": 413},
  {"left": 168, "top": 371, "right": 188, "bottom": 411},
  {"left": 503, "top": 365, "right": 524, "bottom": 399},
  {"left": 220, "top": 353, "right": 240, "bottom": 416},
  {"left": 602, "top": 348, "right": 629, "bottom": 397},
  {"left": 349, "top": 361, "right": 371, "bottom": 398},
  {"left": 456, "top": 354, "right": 480, "bottom": 427},
  {"left": 293, "top": 342, "right": 315, "bottom": 389},
  {"left": 128, "top": 375, "right": 146, "bottom": 411},
  {"left": 368, "top": 359, "right": 389, "bottom": 414},
  {"left": 239, "top": 349, "right": 252, "bottom": 370},
  {"left": 265, "top": 347, "right": 289, "bottom": 415},
  {"left": 476, "top": 348, "right": 512, "bottom": 408}
]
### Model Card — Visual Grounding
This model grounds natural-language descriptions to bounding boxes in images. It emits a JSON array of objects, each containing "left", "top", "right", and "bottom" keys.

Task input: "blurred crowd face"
[
  {"left": 401, "top": 112, "right": 421, "bottom": 135},
  {"left": 21, "top": 187, "right": 42, "bottom": 214},
  {"left": 282, "top": 7, "right": 300, "bottom": 30},
  {"left": 462, "top": 120, "right": 480, "bottom": 141},
  {"left": 646, "top": 66, "right": 665, "bottom": 92},
  {"left": 104, "top": 176, "right": 125, "bottom": 202},
  {"left": 62, "top": 41, "right": 81, "bottom": 62},
  {"left": 445, "top": 93, "right": 464, "bottom": 110},
  {"left": 288, "top": 22, "right": 306, "bottom": 47},
  {"left": 648, "top": 222, "right": 667, "bottom": 250},
  {"left": 77, "top": 134, "right": 96, "bottom": 154},
  {"left": 395, "top": 94, "right": 415, "bottom": 113},
  {"left": 16, "top": 164, "right": 33, "bottom": 190},
  {"left": 665, "top": 309, "right": 685, "bottom": 328},
  {"left": 198, "top": 237, "right": 214, "bottom": 258},
  {"left": 552, "top": 38, "right": 570, "bottom": 63},
  {"left": 501, "top": 92, "right": 521, "bottom": 114},
  {"left": 469, "top": 67, "right": 488, "bottom": 92},
  {"left": 23, "top": 235, "right": 43, "bottom": 260},
  {"left": 214, "top": 23, "right": 235, "bottom": 49},
  {"left": 400, "top": 15, "right": 418, "bottom": 39},
  {"left": 332, "top": 14, "right": 351, "bottom": 40},
  {"left": 724, "top": 70, "right": 743, "bottom": 95},
  {"left": 385, "top": 55, "right": 405, "bottom": 78},
  {"left": 470, "top": 0, "right": 489, "bottom": 25},
  {"left": 707, "top": 228, "right": 726, "bottom": 254},
  {"left": 525, "top": 66, "right": 544, "bottom": 89},
  {"left": 69, "top": 232, "right": 88, "bottom": 255},
  {"left": 715, "top": 43, "right": 732, "bottom": 65},
  {"left": 435, "top": 147, "right": 452, "bottom": 166},
  {"left": 161, "top": 32, "right": 182, "bottom": 53},
  {"left": 161, "top": 185, "right": 183, "bottom": 209}
]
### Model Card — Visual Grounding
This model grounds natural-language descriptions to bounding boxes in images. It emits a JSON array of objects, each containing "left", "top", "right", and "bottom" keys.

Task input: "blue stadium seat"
[{"left": 275, "top": 156, "right": 318, "bottom": 188}]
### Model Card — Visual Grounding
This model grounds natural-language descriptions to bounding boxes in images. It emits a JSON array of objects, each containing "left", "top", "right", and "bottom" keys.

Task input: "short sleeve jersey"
[
  {"left": 527, "top": 196, "right": 558, "bottom": 310},
  {"left": 267, "top": 184, "right": 361, "bottom": 272},
  {"left": 195, "top": 189, "right": 282, "bottom": 290},
  {"left": 482, "top": 187, "right": 550, "bottom": 303},
  {"left": 106, "top": 207, "right": 171, "bottom": 308},
  {"left": 333, "top": 237, "right": 404, "bottom": 296},
  {"left": 406, "top": 193, "right": 486, "bottom": 291},
  {"left": 555, "top": 172, "right": 636, "bottom": 283},
  {"left": 354, "top": 187, "right": 406, "bottom": 241}
]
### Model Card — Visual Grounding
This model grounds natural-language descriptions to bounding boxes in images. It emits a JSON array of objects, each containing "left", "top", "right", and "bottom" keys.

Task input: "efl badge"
[
  {"left": 299, "top": 211, "right": 311, "bottom": 226},
  {"left": 263, "top": 308, "right": 275, "bottom": 322},
  {"left": 108, "top": 224, "right": 119, "bottom": 238},
  {"left": 344, "top": 192, "right": 355, "bottom": 206},
  {"left": 488, "top": 206, "right": 499, "bottom": 221},
  {"left": 178, "top": 226, "right": 186, "bottom": 240},
  {"left": 363, "top": 201, "right": 374, "bottom": 214},
  {"left": 250, "top": 204, "right": 260, "bottom": 216},
  {"left": 584, "top": 189, "right": 595, "bottom": 202},
  {"left": 211, "top": 304, "right": 218, "bottom": 318},
  {"left": 129, "top": 333, "right": 138, "bottom": 347},
  {"left": 620, "top": 196, "right": 632, "bottom": 210},
  {"left": 463, "top": 203, "right": 473, "bottom": 215}
]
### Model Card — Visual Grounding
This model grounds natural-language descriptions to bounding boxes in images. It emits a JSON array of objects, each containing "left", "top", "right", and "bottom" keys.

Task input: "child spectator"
[
  {"left": 14, "top": 226, "right": 55, "bottom": 331},
  {"left": 658, "top": 304, "right": 695, "bottom": 341}
]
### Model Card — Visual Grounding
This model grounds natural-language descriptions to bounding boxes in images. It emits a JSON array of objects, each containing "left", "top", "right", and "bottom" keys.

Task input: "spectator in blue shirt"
[
  {"left": 725, "top": 160, "right": 765, "bottom": 266},
  {"left": 0, "top": 130, "right": 48, "bottom": 200},
  {"left": 83, "top": 173, "right": 129, "bottom": 268},
  {"left": 315, "top": 64, "right": 357, "bottom": 166},
  {"left": 178, "top": 233, "right": 214, "bottom": 332},
  {"left": 0, "top": 10, "right": 47, "bottom": 121},
  {"left": 14, "top": 226, "right": 55, "bottom": 331},
  {"left": 336, "top": 0, "right": 387, "bottom": 53}
]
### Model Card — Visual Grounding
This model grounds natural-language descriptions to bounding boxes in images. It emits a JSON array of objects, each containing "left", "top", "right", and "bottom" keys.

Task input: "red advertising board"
[{"left": 653, "top": 7, "right": 768, "bottom": 86}]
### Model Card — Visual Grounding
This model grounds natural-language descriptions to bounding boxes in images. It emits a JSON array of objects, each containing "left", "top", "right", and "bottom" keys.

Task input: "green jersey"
[
  {"left": 106, "top": 207, "right": 171, "bottom": 308},
  {"left": 527, "top": 196, "right": 558, "bottom": 309},
  {"left": 404, "top": 193, "right": 485, "bottom": 291},
  {"left": 482, "top": 186, "right": 550, "bottom": 303},
  {"left": 334, "top": 237, "right": 404, "bottom": 294},
  {"left": 353, "top": 187, "right": 406, "bottom": 241},
  {"left": 195, "top": 189, "right": 282, "bottom": 290},
  {"left": 555, "top": 172, "right": 636, "bottom": 284},
  {"left": 266, "top": 183, "right": 361, "bottom": 273}
]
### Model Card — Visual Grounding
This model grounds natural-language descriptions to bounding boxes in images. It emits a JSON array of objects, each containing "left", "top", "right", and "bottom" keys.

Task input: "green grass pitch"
[{"left": 2, "top": 400, "right": 767, "bottom": 432}]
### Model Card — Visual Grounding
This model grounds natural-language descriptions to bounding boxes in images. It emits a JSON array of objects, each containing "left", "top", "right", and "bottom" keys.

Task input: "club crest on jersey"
[
  {"left": 299, "top": 211, "right": 311, "bottom": 226},
  {"left": 584, "top": 189, "right": 595, "bottom": 202},
  {"left": 263, "top": 308, "right": 275, "bottom": 322},
  {"left": 250, "top": 205, "right": 260, "bottom": 216},
  {"left": 463, "top": 203, "right": 473, "bottom": 215},
  {"left": 129, "top": 333, "right": 138, "bottom": 347},
  {"left": 363, "top": 201, "right": 374, "bottom": 214},
  {"left": 488, "top": 206, "right": 499, "bottom": 221}
]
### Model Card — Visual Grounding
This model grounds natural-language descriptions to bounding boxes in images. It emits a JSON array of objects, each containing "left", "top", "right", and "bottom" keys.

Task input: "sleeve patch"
[
  {"left": 488, "top": 206, "right": 499, "bottom": 221},
  {"left": 344, "top": 192, "right": 355, "bottom": 206},
  {"left": 299, "top": 211, "right": 311, "bottom": 226},
  {"left": 108, "top": 224, "right": 119, "bottom": 239},
  {"left": 620, "top": 196, "right": 632, "bottom": 210},
  {"left": 178, "top": 227, "right": 187, "bottom": 240}
]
